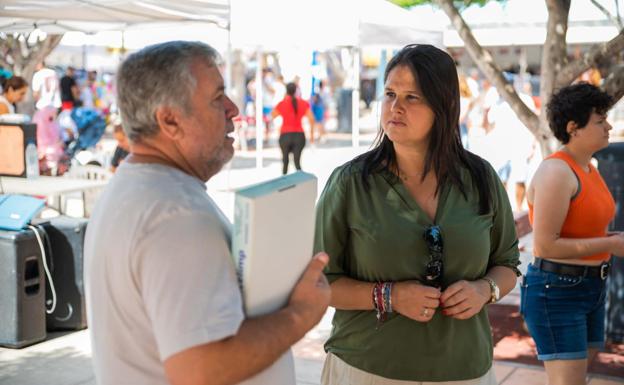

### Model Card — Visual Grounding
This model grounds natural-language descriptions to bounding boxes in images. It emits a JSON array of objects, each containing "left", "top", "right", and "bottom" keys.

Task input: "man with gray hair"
[{"left": 84, "top": 41, "right": 330, "bottom": 385}]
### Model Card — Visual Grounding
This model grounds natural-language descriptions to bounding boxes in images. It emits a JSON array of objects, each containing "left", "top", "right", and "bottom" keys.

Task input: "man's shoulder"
[
  {"left": 96, "top": 164, "right": 224, "bottom": 243},
  {"left": 112, "top": 163, "right": 210, "bottom": 210}
]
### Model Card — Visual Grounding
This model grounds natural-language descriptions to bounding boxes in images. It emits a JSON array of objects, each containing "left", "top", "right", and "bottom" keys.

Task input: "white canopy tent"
[
  {"left": 0, "top": 0, "right": 442, "bottom": 166},
  {"left": 0, "top": 0, "right": 230, "bottom": 32},
  {"left": 230, "top": 0, "right": 441, "bottom": 50}
]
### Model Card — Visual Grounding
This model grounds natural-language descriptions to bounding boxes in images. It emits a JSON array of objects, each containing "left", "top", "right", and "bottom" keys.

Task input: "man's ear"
[
  {"left": 155, "top": 106, "right": 184, "bottom": 140},
  {"left": 566, "top": 121, "right": 578, "bottom": 136}
]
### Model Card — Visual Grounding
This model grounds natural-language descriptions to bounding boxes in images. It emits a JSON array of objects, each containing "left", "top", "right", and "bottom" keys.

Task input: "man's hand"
[
  {"left": 440, "top": 280, "right": 490, "bottom": 320},
  {"left": 392, "top": 280, "right": 441, "bottom": 322},
  {"left": 287, "top": 252, "right": 331, "bottom": 332}
]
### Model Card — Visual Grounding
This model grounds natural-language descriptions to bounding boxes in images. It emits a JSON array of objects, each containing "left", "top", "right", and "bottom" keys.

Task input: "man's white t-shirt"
[
  {"left": 84, "top": 162, "right": 244, "bottom": 385},
  {"left": 31, "top": 68, "right": 61, "bottom": 110}
]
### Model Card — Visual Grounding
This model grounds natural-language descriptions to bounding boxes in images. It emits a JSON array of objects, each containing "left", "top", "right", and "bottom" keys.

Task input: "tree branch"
[
  {"left": 21, "top": 34, "right": 63, "bottom": 75},
  {"left": 433, "top": 0, "right": 541, "bottom": 136},
  {"left": 541, "top": 0, "right": 570, "bottom": 103},
  {"left": 603, "top": 64, "right": 624, "bottom": 105},
  {"left": 533, "top": 0, "right": 572, "bottom": 155},
  {"left": 0, "top": 58, "right": 9, "bottom": 69},
  {"left": 590, "top": 0, "right": 624, "bottom": 28},
  {"left": 0, "top": 37, "right": 12, "bottom": 69},
  {"left": 556, "top": 29, "right": 624, "bottom": 87}
]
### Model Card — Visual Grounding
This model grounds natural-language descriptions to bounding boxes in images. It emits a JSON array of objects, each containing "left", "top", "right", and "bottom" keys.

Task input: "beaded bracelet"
[
  {"left": 383, "top": 282, "right": 393, "bottom": 313},
  {"left": 372, "top": 281, "right": 394, "bottom": 327}
]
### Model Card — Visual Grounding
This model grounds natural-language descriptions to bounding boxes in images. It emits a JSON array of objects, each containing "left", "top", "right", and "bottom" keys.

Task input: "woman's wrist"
[
  {"left": 391, "top": 281, "right": 402, "bottom": 313},
  {"left": 475, "top": 279, "right": 492, "bottom": 305},
  {"left": 372, "top": 282, "right": 395, "bottom": 325}
]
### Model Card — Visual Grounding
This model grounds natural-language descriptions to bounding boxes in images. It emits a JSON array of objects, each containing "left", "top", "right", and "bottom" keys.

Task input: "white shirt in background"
[{"left": 31, "top": 68, "right": 61, "bottom": 110}]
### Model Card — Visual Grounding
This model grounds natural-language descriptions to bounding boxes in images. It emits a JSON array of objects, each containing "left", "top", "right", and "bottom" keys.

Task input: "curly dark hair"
[{"left": 546, "top": 82, "right": 613, "bottom": 144}]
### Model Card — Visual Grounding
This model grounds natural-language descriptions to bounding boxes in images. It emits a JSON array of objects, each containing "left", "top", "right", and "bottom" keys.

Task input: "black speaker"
[
  {"left": 37, "top": 216, "right": 89, "bottom": 331},
  {"left": 596, "top": 143, "right": 624, "bottom": 342},
  {"left": 0, "top": 228, "right": 46, "bottom": 348}
]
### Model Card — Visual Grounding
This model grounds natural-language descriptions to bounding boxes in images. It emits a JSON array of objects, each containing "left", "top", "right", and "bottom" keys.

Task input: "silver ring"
[{"left": 421, "top": 308, "right": 429, "bottom": 317}]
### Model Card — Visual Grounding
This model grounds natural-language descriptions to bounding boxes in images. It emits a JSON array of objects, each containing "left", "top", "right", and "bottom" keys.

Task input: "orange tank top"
[{"left": 528, "top": 150, "right": 615, "bottom": 261}]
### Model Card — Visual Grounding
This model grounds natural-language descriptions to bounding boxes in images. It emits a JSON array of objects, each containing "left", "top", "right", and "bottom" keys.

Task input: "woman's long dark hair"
[
  {"left": 286, "top": 82, "right": 298, "bottom": 114},
  {"left": 353, "top": 44, "right": 492, "bottom": 214}
]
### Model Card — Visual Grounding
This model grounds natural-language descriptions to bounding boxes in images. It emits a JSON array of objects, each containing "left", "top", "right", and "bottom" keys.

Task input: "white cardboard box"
[
  {"left": 232, "top": 171, "right": 318, "bottom": 317},
  {"left": 232, "top": 171, "right": 317, "bottom": 385}
]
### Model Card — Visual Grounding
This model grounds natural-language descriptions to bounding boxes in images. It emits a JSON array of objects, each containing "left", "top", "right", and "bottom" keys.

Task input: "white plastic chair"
[{"left": 62, "top": 165, "right": 112, "bottom": 217}]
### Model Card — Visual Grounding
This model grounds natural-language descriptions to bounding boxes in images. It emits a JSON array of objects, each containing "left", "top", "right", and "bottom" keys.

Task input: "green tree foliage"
[{"left": 390, "top": 0, "right": 502, "bottom": 8}]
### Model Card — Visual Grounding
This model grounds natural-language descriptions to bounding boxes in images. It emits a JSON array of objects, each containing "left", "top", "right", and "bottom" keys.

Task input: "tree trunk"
[
  {"left": 536, "top": 0, "right": 571, "bottom": 156},
  {"left": 8, "top": 34, "right": 64, "bottom": 116},
  {"left": 428, "top": 0, "right": 623, "bottom": 157},
  {"left": 556, "top": 29, "right": 624, "bottom": 89},
  {"left": 434, "top": 0, "right": 543, "bottom": 146},
  {"left": 604, "top": 64, "right": 624, "bottom": 103}
]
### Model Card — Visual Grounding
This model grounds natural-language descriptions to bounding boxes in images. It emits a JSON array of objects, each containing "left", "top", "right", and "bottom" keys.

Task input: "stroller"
[
  {"left": 64, "top": 107, "right": 106, "bottom": 159},
  {"left": 54, "top": 107, "right": 106, "bottom": 174}
]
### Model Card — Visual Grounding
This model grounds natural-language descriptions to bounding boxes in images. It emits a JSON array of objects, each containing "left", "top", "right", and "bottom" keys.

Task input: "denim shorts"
[{"left": 520, "top": 263, "right": 607, "bottom": 361}]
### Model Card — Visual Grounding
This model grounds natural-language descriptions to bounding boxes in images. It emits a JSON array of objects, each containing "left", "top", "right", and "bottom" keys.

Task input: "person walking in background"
[
  {"left": 32, "top": 106, "right": 63, "bottom": 175},
  {"left": 507, "top": 79, "right": 538, "bottom": 211},
  {"left": 314, "top": 44, "right": 520, "bottom": 385},
  {"left": 84, "top": 41, "right": 330, "bottom": 385},
  {"left": 0, "top": 76, "right": 28, "bottom": 115},
  {"left": 522, "top": 83, "right": 624, "bottom": 385},
  {"left": 32, "top": 62, "right": 61, "bottom": 111},
  {"left": 60, "top": 66, "right": 80, "bottom": 110},
  {"left": 272, "top": 82, "right": 315, "bottom": 174},
  {"left": 261, "top": 68, "right": 276, "bottom": 118},
  {"left": 272, "top": 74, "right": 287, "bottom": 107},
  {"left": 458, "top": 73, "right": 474, "bottom": 149},
  {"left": 80, "top": 70, "right": 99, "bottom": 109},
  {"left": 310, "top": 80, "right": 328, "bottom": 145}
]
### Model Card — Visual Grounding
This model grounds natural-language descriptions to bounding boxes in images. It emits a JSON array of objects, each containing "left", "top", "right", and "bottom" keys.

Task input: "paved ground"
[
  {"left": 1, "top": 313, "right": 621, "bottom": 385},
  {"left": 1, "top": 117, "right": 623, "bottom": 384}
]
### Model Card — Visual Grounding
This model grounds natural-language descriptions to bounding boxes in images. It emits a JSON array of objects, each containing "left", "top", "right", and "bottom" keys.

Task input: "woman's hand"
[
  {"left": 440, "top": 280, "right": 490, "bottom": 320},
  {"left": 392, "top": 280, "right": 441, "bottom": 322},
  {"left": 607, "top": 232, "right": 624, "bottom": 257}
]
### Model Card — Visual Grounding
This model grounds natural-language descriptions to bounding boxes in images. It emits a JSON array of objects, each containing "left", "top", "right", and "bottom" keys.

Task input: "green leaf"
[{"left": 389, "top": 0, "right": 506, "bottom": 9}]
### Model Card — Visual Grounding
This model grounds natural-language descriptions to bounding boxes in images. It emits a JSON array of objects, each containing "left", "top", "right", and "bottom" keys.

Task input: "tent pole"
[
  {"left": 352, "top": 47, "right": 360, "bottom": 148},
  {"left": 255, "top": 47, "right": 264, "bottom": 169},
  {"left": 376, "top": 49, "right": 387, "bottom": 100},
  {"left": 224, "top": 1, "right": 232, "bottom": 94}
]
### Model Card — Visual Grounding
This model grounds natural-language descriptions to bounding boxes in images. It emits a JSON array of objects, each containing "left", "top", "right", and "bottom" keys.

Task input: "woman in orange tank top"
[{"left": 521, "top": 83, "right": 624, "bottom": 385}]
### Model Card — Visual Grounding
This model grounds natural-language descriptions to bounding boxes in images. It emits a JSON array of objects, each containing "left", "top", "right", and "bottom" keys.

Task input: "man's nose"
[{"left": 225, "top": 96, "right": 240, "bottom": 118}]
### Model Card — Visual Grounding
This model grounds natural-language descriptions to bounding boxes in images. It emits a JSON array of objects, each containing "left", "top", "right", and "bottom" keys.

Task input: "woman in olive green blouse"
[{"left": 314, "top": 44, "right": 520, "bottom": 384}]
